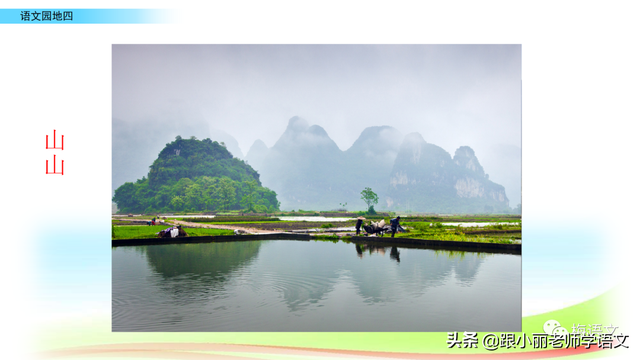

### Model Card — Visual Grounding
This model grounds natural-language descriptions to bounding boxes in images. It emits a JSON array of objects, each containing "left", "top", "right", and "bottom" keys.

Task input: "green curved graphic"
[{"left": 38, "top": 287, "right": 620, "bottom": 359}]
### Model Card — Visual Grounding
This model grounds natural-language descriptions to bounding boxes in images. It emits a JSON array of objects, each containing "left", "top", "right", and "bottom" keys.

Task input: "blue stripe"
[{"left": 0, "top": 9, "right": 171, "bottom": 24}]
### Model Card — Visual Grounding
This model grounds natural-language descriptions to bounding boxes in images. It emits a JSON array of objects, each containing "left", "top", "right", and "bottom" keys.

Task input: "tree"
[
  {"left": 185, "top": 184, "right": 205, "bottom": 210},
  {"left": 360, "top": 187, "right": 379, "bottom": 212},
  {"left": 219, "top": 177, "right": 236, "bottom": 211},
  {"left": 170, "top": 196, "right": 185, "bottom": 211},
  {"left": 112, "top": 182, "right": 137, "bottom": 212},
  {"left": 241, "top": 180, "right": 257, "bottom": 212}
]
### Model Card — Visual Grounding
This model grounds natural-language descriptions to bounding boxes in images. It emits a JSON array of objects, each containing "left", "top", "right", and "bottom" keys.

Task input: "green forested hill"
[
  {"left": 113, "top": 136, "right": 280, "bottom": 213},
  {"left": 147, "top": 136, "right": 258, "bottom": 187}
]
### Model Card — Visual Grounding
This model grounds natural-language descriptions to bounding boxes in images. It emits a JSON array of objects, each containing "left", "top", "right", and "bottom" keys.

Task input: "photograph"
[{"left": 111, "top": 44, "right": 522, "bottom": 331}]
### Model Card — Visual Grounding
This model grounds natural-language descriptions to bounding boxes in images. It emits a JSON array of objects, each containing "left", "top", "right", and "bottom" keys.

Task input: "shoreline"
[{"left": 112, "top": 233, "right": 521, "bottom": 255}]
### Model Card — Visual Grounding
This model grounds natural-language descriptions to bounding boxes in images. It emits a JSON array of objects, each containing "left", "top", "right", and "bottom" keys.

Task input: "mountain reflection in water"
[{"left": 113, "top": 240, "right": 520, "bottom": 331}]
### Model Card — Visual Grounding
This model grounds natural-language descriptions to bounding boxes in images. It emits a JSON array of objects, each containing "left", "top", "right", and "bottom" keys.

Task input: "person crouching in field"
[
  {"left": 390, "top": 216, "right": 400, "bottom": 238},
  {"left": 355, "top": 216, "right": 365, "bottom": 236},
  {"left": 158, "top": 225, "right": 187, "bottom": 238}
]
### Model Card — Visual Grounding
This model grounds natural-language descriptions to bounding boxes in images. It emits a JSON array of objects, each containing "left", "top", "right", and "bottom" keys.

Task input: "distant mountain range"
[
  {"left": 113, "top": 116, "right": 519, "bottom": 213},
  {"left": 384, "top": 134, "right": 509, "bottom": 213},
  {"left": 247, "top": 117, "right": 512, "bottom": 213}
]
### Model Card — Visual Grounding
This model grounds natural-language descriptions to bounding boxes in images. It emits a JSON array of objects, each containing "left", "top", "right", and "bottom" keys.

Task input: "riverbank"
[
  {"left": 113, "top": 213, "right": 521, "bottom": 247},
  {"left": 112, "top": 232, "right": 520, "bottom": 255}
]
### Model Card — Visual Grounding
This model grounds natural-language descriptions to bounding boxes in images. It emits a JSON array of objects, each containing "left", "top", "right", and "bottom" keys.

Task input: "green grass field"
[
  {"left": 111, "top": 214, "right": 522, "bottom": 245},
  {"left": 401, "top": 221, "right": 521, "bottom": 244},
  {"left": 112, "top": 225, "right": 234, "bottom": 240}
]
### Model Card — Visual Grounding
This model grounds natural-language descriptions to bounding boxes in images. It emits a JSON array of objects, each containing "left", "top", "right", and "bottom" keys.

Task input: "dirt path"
[
  {"left": 168, "top": 219, "right": 281, "bottom": 234},
  {"left": 113, "top": 217, "right": 352, "bottom": 235}
]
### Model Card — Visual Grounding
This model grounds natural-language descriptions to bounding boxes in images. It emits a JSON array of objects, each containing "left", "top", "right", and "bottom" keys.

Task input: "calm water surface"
[{"left": 113, "top": 240, "right": 520, "bottom": 331}]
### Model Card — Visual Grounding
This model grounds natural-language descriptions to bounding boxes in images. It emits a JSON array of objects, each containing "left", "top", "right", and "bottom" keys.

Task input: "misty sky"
[{"left": 113, "top": 45, "right": 521, "bottom": 157}]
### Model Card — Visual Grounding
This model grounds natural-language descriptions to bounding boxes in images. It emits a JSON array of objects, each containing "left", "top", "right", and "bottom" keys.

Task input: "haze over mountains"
[
  {"left": 113, "top": 45, "right": 522, "bottom": 213},
  {"left": 113, "top": 116, "right": 520, "bottom": 213},
  {"left": 248, "top": 117, "right": 511, "bottom": 212}
]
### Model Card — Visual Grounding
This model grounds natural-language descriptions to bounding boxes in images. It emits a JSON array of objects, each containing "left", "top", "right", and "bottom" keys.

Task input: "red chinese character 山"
[{"left": 46, "top": 129, "right": 64, "bottom": 175}]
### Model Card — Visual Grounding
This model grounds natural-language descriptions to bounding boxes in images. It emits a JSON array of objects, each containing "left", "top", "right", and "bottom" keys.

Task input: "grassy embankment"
[
  {"left": 314, "top": 220, "right": 521, "bottom": 244},
  {"left": 112, "top": 213, "right": 521, "bottom": 244},
  {"left": 112, "top": 225, "right": 234, "bottom": 240},
  {"left": 381, "top": 221, "right": 520, "bottom": 244}
]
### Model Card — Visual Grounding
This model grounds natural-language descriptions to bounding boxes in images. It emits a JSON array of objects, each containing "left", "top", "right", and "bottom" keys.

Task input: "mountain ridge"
[{"left": 254, "top": 117, "right": 512, "bottom": 213}]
